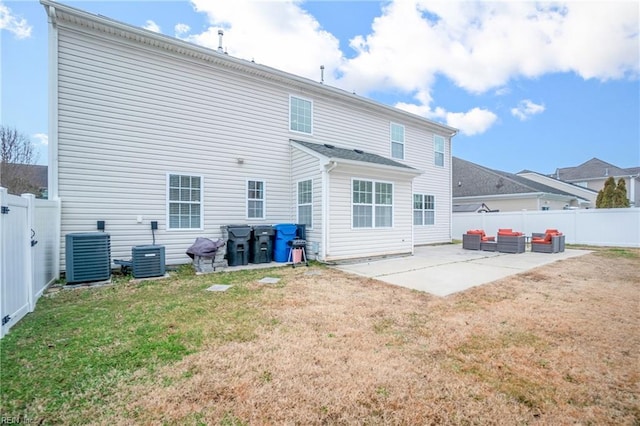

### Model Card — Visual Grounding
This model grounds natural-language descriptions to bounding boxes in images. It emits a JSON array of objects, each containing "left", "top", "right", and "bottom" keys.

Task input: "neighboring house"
[
  {"left": 0, "top": 163, "right": 48, "bottom": 198},
  {"left": 551, "top": 158, "right": 640, "bottom": 207},
  {"left": 453, "top": 157, "right": 589, "bottom": 212},
  {"left": 42, "top": 1, "right": 457, "bottom": 268}
]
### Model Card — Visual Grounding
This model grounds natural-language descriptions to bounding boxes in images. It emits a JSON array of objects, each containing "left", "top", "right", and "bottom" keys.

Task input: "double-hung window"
[
  {"left": 390, "top": 123, "right": 405, "bottom": 159},
  {"left": 353, "top": 179, "right": 393, "bottom": 228},
  {"left": 290, "top": 96, "right": 312, "bottom": 134},
  {"left": 168, "top": 174, "right": 202, "bottom": 229},
  {"left": 297, "top": 179, "right": 313, "bottom": 228},
  {"left": 413, "top": 194, "right": 435, "bottom": 225},
  {"left": 434, "top": 135, "right": 445, "bottom": 167},
  {"left": 247, "top": 180, "right": 265, "bottom": 219}
]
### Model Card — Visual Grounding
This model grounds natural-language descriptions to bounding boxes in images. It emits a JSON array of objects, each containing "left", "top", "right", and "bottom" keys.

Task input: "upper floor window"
[
  {"left": 434, "top": 135, "right": 445, "bottom": 167},
  {"left": 290, "top": 96, "right": 313, "bottom": 134},
  {"left": 353, "top": 179, "right": 393, "bottom": 228},
  {"left": 390, "top": 123, "right": 404, "bottom": 159},
  {"left": 297, "top": 179, "right": 313, "bottom": 229},
  {"left": 167, "top": 173, "right": 202, "bottom": 229},
  {"left": 413, "top": 194, "right": 435, "bottom": 226},
  {"left": 247, "top": 180, "right": 265, "bottom": 219}
]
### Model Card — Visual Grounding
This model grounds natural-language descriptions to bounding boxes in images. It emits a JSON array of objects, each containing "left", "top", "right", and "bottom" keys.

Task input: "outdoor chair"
[
  {"left": 462, "top": 229, "right": 495, "bottom": 250},
  {"left": 531, "top": 229, "right": 564, "bottom": 253},
  {"left": 496, "top": 228, "right": 525, "bottom": 253}
]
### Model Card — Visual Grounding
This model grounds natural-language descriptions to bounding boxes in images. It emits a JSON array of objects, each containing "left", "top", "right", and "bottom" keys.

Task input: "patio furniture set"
[{"left": 463, "top": 229, "right": 565, "bottom": 254}]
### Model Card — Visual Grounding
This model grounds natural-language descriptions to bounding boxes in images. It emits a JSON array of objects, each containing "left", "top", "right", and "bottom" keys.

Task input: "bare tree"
[{"left": 0, "top": 126, "right": 41, "bottom": 195}]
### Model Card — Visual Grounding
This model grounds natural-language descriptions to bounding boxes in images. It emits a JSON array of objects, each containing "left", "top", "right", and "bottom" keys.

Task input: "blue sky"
[{"left": 1, "top": 0, "right": 639, "bottom": 174}]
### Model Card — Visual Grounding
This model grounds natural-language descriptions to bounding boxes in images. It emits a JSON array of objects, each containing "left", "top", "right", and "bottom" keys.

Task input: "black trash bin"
[
  {"left": 226, "top": 225, "right": 251, "bottom": 266},
  {"left": 251, "top": 225, "right": 274, "bottom": 264}
]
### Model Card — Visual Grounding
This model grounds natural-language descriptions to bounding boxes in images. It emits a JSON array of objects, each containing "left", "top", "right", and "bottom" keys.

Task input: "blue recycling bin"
[{"left": 273, "top": 223, "right": 298, "bottom": 262}]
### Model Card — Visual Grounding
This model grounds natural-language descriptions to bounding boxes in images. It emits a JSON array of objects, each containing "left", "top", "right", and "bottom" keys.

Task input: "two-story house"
[{"left": 42, "top": 0, "right": 457, "bottom": 268}]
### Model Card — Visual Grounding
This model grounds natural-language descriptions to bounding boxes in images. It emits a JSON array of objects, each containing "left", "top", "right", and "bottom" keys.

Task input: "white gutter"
[{"left": 321, "top": 161, "right": 337, "bottom": 261}]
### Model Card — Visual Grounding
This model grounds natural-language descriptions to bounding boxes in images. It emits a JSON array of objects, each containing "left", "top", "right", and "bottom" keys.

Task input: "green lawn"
[{"left": 0, "top": 265, "right": 286, "bottom": 423}]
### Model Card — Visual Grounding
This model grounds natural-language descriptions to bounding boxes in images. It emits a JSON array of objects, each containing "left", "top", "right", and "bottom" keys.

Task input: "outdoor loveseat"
[{"left": 496, "top": 229, "right": 526, "bottom": 254}]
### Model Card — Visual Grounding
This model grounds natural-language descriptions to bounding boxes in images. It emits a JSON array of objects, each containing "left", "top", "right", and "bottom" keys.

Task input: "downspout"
[
  {"left": 46, "top": 4, "right": 58, "bottom": 200},
  {"left": 46, "top": 4, "right": 61, "bottom": 279},
  {"left": 321, "top": 160, "right": 337, "bottom": 261},
  {"left": 448, "top": 131, "right": 457, "bottom": 242}
]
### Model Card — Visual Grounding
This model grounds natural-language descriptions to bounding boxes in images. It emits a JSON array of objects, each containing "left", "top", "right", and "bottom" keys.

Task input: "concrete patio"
[{"left": 335, "top": 244, "right": 590, "bottom": 297}]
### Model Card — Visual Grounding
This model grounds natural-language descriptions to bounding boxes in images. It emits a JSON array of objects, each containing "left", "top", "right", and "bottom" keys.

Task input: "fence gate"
[{"left": 0, "top": 189, "right": 31, "bottom": 337}]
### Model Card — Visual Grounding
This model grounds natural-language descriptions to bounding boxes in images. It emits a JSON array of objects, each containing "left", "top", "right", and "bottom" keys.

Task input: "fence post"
[
  {"left": 22, "top": 193, "right": 36, "bottom": 312},
  {"left": 0, "top": 188, "right": 6, "bottom": 338}
]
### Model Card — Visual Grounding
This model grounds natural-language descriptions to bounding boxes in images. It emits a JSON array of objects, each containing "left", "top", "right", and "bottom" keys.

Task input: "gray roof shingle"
[
  {"left": 291, "top": 140, "right": 416, "bottom": 170},
  {"left": 553, "top": 158, "right": 636, "bottom": 181},
  {"left": 453, "top": 157, "right": 581, "bottom": 198}
]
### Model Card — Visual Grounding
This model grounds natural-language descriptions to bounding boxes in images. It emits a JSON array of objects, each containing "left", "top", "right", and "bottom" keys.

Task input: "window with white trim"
[
  {"left": 391, "top": 122, "right": 404, "bottom": 159},
  {"left": 247, "top": 180, "right": 265, "bottom": 219},
  {"left": 297, "top": 179, "right": 313, "bottom": 228},
  {"left": 413, "top": 194, "right": 435, "bottom": 225},
  {"left": 168, "top": 174, "right": 202, "bottom": 229},
  {"left": 352, "top": 179, "right": 393, "bottom": 228},
  {"left": 434, "top": 135, "right": 445, "bottom": 167},
  {"left": 290, "top": 96, "right": 312, "bottom": 134}
]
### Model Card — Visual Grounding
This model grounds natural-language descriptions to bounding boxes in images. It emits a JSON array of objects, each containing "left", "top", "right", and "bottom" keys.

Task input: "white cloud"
[
  {"left": 511, "top": 100, "right": 545, "bottom": 121},
  {"left": 32, "top": 133, "right": 48, "bottom": 146},
  {"left": 181, "top": 0, "right": 638, "bottom": 137},
  {"left": 187, "top": 0, "right": 343, "bottom": 84},
  {"left": 143, "top": 20, "right": 161, "bottom": 33},
  {"left": 444, "top": 108, "right": 498, "bottom": 136},
  {"left": 175, "top": 23, "right": 190, "bottom": 36},
  {"left": 0, "top": 3, "right": 32, "bottom": 39}
]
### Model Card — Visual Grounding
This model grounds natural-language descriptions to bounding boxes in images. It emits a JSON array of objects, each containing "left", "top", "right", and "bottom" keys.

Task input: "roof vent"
[
  {"left": 217, "top": 29, "right": 224, "bottom": 53},
  {"left": 353, "top": 149, "right": 364, "bottom": 154},
  {"left": 323, "top": 144, "right": 335, "bottom": 149}
]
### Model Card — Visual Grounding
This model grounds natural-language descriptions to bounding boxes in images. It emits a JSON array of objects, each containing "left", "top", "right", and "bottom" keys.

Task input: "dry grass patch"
[{"left": 2, "top": 249, "right": 638, "bottom": 425}]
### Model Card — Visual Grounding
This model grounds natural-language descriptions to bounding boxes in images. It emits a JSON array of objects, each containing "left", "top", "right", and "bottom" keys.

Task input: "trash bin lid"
[
  {"left": 273, "top": 223, "right": 298, "bottom": 234},
  {"left": 253, "top": 225, "right": 275, "bottom": 236},
  {"left": 227, "top": 225, "right": 252, "bottom": 239}
]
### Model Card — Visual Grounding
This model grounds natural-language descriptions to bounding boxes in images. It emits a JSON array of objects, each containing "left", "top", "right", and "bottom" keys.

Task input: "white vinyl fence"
[
  {"left": 1, "top": 188, "right": 60, "bottom": 338},
  {"left": 453, "top": 208, "right": 640, "bottom": 248}
]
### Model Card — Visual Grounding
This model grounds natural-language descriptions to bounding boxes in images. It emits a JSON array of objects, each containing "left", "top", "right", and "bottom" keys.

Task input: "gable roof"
[
  {"left": 42, "top": 0, "right": 457, "bottom": 137},
  {"left": 553, "top": 158, "right": 636, "bottom": 181},
  {"left": 453, "top": 157, "right": 584, "bottom": 199},
  {"left": 291, "top": 140, "right": 420, "bottom": 174}
]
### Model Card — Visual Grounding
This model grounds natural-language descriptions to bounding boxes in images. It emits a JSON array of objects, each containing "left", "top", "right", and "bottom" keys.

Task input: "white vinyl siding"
[
  {"left": 414, "top": 194, "right": 435, "bottom": 226},
  {"left": 326, "top": 166, "right": 412, "bottom": 260},
  {"left": 290, "top": 96, "right": 313, "bottom": 134},
  {"left": 390, "top": 123, "right": 404, "bottom": 159},
  {"left": 247, "top": 180, "right": 265, "bottom": 219},
  {"left": 352, "top": 179, "right": 393, "bottom": 228},
  {"left": 167, "top": 173, "right": 202, "bottom": 229},
  {"left": 297, "top": 179, "right": 313, "bottom": 228},
  {"left": 434, "top": 135, "right": 445, "bottom": 167}
]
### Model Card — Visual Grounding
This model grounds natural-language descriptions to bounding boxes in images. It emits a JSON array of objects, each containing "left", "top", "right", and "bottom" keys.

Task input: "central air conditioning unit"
[
  {"left": 65, "top": 233, "right": 111, "bottom": 284},
  {"left": 132, "top": 245, "right": 166, "bottom": 278}
]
